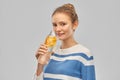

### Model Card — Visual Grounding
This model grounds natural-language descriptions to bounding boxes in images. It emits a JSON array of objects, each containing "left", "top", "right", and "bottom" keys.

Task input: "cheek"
[
  {"left": 65, "top": 26, "right": 74, "bottom": 36},
  {"left": 53, "top": 27, "right": 55, "bottom": 31},
  {"left": 53, "top": 27, "right": 57, "bottom": 33}
]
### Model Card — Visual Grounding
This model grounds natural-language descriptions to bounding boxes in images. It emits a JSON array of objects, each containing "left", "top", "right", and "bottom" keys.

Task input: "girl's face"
[{"left": 52, "top": 13, "right": 77, "bottom": 41}]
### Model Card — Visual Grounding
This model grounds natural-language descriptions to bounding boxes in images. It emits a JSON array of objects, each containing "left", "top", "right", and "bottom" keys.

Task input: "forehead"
[{"left": 52, "top": 13, "right": 71, "bottom": 23}]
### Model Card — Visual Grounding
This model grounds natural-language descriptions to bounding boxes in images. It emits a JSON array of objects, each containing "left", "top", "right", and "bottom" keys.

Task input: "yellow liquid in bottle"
[{"left": 45, "top": 36, "right": 57, "bottom": 47}]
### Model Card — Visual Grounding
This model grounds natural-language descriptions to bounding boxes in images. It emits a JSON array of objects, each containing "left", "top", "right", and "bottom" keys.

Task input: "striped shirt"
[{"left": 35, "top": 44, "right": 96, "bottom": 80}]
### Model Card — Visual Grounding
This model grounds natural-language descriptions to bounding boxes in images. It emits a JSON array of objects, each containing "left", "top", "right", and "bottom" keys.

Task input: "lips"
[{"left": 56, "top": 33, "right": 64, "bottom": 37}]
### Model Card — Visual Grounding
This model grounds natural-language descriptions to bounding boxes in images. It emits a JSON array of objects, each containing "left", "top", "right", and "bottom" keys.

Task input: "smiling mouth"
[{"left": 57, "top": 33, "right": 64, "bottom": 37}]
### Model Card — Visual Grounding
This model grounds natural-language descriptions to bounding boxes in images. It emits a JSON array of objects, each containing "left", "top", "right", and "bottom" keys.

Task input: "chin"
[
  {"left": 57, "top": 37, "right": 66, "bottom": 41},
  {"left": 57, "top": 35, "right": 67, "bottom": 41}
]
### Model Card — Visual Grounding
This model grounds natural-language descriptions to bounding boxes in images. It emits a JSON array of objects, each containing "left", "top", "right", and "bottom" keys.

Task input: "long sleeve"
[
  {"left": 33, "top": 72, "right": 43, "bottom": 80},
  {"left": 81, "top": 55, "right": 96, "bottom": 80}
]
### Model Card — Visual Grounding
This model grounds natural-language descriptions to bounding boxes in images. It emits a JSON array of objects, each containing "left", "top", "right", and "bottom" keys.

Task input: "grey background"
[{"left": 0, "top": 0, "right": 120, "bottom": 80}]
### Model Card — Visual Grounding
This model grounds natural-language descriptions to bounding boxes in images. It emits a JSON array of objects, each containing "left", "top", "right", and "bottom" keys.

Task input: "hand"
[
  {"left": 35, "top": 44, "right": 48, "bottom": 59},
  {"left": 35, "top": 44, "right": 51, "bottom": 65}
]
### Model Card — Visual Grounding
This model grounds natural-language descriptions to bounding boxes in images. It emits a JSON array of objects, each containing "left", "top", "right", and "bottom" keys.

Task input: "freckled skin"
[{"left": 52, "top": 13, "right": 77, "bottom": 42}]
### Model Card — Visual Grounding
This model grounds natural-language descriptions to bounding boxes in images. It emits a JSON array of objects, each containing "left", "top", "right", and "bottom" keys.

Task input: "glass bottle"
[
  {"left": 44, "top": 30, "right": 57, "bottom": 52},
  {"left": 38, "top": 30, "right": 57, "bottom": 65}
]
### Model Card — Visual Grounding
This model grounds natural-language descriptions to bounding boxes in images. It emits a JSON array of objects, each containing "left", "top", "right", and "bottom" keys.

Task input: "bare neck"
[{"left": 61, "top": 37, "right": 78, "bottom": 49}]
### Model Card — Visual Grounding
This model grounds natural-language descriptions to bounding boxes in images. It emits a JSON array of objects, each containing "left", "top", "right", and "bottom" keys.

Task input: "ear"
[{"left": 73, "top": 20, "right": 78, "bottom": 30}]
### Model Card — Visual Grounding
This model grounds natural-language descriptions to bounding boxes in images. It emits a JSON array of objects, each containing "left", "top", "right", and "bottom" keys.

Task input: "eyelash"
[
  {"left": 53, "top": 23, "right": 66, "bottom": 27},
  {"left": 60, "top": 23, "right": 66, "bottom": 26},
  {"left": 53, "top": 24, "right": 57, "bottom": 27}
]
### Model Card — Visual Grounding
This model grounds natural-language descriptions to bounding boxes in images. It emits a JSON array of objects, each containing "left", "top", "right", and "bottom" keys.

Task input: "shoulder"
[
  {"left": 76, "top": 44, "right": 92, "bottom": 57},
  {"left": 53, "top": 44, "right": 92, "bottom": 57}
]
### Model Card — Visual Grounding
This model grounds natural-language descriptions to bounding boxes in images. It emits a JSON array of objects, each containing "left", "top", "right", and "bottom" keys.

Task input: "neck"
[{"left": 60, "top": 37, "right": 78, "bottom": 49}]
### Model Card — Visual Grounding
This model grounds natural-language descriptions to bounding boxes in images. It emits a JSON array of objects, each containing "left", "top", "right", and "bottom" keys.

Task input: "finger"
[
  {"left": 38, "top": 47, "right": 48, "bottom": 52},
  {"left": 35, "top": 54, "right": 40, "bottom": 59},
  {"left": 39, "top": 44, "right": 48, "bottom": 50},
  {"left": 38, "top": 48, "right": 48, "bottom": 52},
  {"left": 35, "top": 44, "right": 48, "bottom": 59},
  {"left": 40, "top": 44, "right": 48, "bottom": 47}
]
